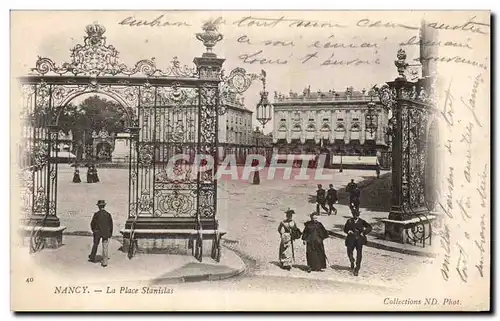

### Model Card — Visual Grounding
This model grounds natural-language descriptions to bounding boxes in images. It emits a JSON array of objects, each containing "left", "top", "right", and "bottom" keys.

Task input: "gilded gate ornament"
[{"left": 31, "top": 22, "right": 197, "bottom": 78}]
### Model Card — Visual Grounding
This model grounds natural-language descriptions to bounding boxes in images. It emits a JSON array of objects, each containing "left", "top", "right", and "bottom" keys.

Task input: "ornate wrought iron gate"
[
  {"left": 19, "top": 84, "right": 60, "bottom": 252},
  {"left": 18, "top": 21, "right": 224, "bottom": 256},
  {"left": 376, "top": 49, "right": 437, "bottom": 247}
]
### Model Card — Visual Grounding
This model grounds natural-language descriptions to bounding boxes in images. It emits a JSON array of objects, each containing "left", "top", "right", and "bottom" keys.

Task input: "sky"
[{"left": 11, "top": 11, "right": 436, "bottom": 134}]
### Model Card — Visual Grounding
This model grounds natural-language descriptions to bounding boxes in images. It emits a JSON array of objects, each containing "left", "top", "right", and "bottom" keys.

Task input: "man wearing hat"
[
  {"left": 89, "top": 200, "right": 113, "bottom": 267},
  {"left": 343, "top": 210, "right": 372, "bottom": 276}
]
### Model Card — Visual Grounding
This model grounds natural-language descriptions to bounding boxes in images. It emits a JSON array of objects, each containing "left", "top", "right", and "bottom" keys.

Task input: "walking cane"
[{"left": 325, "top": 253, "right": 331, "bottom": 267}]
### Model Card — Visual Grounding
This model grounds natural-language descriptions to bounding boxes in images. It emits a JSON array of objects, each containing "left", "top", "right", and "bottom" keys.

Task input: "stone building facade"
[
  {"left": 272, "top": 87, "right": 390, "bottom": 158},
  {"left": 219, "top": 98, "right": 253, "bottom": 146}
]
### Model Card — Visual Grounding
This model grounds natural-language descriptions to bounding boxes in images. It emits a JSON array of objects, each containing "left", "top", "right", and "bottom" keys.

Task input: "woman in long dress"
[
  {"left": 72, "top": 166, "right": 81, "bottom": 183},
  {"left": 277, "top": 209, "right": 301, "bottom": 270},
  {"left": 86, "top": 165, "right": 94, "bottom": 183},
  {"left": 92, "top": 165, "right": 100, "bottom": 183},
  {"left": 302, "top": 212, "right": 329, "bottom": 272}
]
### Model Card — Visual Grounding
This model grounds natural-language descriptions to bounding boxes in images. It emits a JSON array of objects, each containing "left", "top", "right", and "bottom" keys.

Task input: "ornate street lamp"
[
  {"left": 365, "top": 88, "right": 378, "bottom": 136},
  {"left": 253, "top": 70, "right": 271, "bottom": 185},
  {"left": 256, "top": 70, "right": 272, "bottom": 128}
]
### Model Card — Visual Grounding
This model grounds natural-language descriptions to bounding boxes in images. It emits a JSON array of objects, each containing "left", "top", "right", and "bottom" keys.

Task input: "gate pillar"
[
  {"left": 376, "top": 49, "right": 435, "bottom": 246},
  {"left": 122, "top": 21, "right": 226, "bottom": 261},
  {"left": 21, "top": 123, "right": 66, "bottom": 251}
]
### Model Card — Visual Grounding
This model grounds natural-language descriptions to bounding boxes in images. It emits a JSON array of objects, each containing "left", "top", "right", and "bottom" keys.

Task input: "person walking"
[
  {"left": 346, "top": 179, "right": 358, "bottom": 195},
  {"left": 252, "top": 158, "right": 260, "bottom": 185},
  {"left": 72, "top": 166, "right": 81, "bottom": 183},
  {"left": 326, "top": 184, "right": 338, "bottom": 215},
  {"left": 315, "top": 184, "right": 329, "bottom": 215},
  {"left": 350, "top": 187, "right": 361, "bottom": 213},
  {"left": 302, "top": 212, "right": 329, "bottom": 272},
  {"left": 375, "top": 164, "right": 381, "bottom": 179},
  {"left": 88, "top": 200, "right": 113, "bottom": 267},
  {"left": 343, "top": 210, "right": 372, "bottom": 276},
  {"left": 92, "top": 165, "right": 100, "bottom": 183},
  {"left": 86, "top": 165, "right": 94, "bottom": 183},
  {"left": 277, "top": 209, "right": 301, "bottom": 270}
]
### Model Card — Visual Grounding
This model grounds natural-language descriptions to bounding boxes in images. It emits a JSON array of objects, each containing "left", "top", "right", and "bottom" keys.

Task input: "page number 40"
[{"left": 25, "top": 277, "right": 34, "bottom": 283}]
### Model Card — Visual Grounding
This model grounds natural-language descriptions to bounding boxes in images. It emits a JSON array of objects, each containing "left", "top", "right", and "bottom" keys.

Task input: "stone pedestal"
[
  {"left": 112, "top": 133, "right": 131, "bottom": 162},
  {"left": 121, "top": 236, "right": 215, "bottom": 256},
  {"left": 383, "top": 206, "right": 433, "bottom": 245},
  {"left": 20, "top": 217, "right": 66, "bottom": 250},
  {"left": 383, "top": 221, "right": 409, "bottom": 244}
]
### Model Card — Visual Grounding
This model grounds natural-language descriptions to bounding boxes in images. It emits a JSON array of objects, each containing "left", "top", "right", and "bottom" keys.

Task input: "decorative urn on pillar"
[{"left": 196, "top": 20, "right": 224, "bottom": 58}]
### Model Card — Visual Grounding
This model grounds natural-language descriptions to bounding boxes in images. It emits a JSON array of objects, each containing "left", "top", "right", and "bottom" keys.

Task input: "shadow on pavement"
[
  {"left": 292, "top": 264, "right": 310, "bottom": 272},
  {"left": 329, "top": 264, "right": 351, "bottom": 272},
  {"left": 336, "top": 173, "right": 392, "bottom": 212},
  {"left": 270, "top": 261, "right": 311, "bottom": 272},
  {"left": 306, "top": 173, "right": 392, "bottom": 213}
]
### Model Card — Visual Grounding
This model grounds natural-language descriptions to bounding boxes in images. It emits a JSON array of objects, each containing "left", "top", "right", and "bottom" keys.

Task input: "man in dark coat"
[
  {"left": 343, "top": 210, "right": 372, "bottom": 276},
  {"left": 349, "top": 187, "right": 361, "bottom": 213},
  {"left": 89, "top": 200, "right": 113, "bottom": 267},
  {"left": 315, "top": 184, "right": 329, "bottom": 214},
  {"left": 302, "top": 212, "right": 329, "bottom": 272},
  {"left": 326, "top": 184, "right": 338, "bottom": 215},
  {"left": 346, "top": 179, "right": 358, "bottom": 195}
]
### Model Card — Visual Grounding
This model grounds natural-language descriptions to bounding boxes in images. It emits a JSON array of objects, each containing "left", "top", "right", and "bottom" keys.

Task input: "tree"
[{"left": 56, "top": 95, "right": 135, "bottom": 160}]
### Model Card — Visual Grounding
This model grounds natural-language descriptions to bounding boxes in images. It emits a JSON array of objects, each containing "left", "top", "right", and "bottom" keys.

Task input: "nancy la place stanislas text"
[{"left": 54, "top": 285, "right": 174, "bottom": 295}]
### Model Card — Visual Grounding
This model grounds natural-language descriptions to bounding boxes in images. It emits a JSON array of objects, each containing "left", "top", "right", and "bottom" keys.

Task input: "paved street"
[{"left": 54, "top": 164, "right": 433, "bottom": 291}]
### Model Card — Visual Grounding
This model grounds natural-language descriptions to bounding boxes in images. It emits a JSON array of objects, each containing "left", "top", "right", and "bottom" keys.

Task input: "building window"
[
  {"left": 353, "top": 118, "right": 359, "bottom": 121},
  {"left": 323, "top": 118, "right": 328, "bottom": 122},
  {"left": 280, "top": 118, "right": 286, "bottom": 122},
  {"left": 338, "top": 118, "right": 344, "bottom": 122},
  {"left": 309, "top": 118, "right": 314, "bottom": 122}
]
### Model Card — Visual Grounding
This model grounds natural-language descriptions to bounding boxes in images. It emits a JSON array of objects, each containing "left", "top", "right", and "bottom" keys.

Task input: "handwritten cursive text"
[
  {"left": 427, "top": 16, "right": 490, "bottom": 35},
  {"left": 461, "top": 74, "right": 484, "bottom": 127},
  {"left": 440, "top": 224, "right": 451, "bottom": 281},
  {"left": 118, "top": 15, "right": 190, "bottom": 27},
  {"left": 461, "top": 122, "right": 473, "bottom": 183},
  {"left": 456, "top": 243, "right": 468, "bottom": 283}
]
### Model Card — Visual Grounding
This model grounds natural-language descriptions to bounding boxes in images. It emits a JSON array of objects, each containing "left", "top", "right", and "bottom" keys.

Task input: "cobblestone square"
[{"left": 54, "top": 164, "right": 432, "bottom": 290}]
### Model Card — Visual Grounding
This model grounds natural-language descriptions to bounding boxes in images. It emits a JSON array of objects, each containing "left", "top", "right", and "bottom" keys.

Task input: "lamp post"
[
  {"left": 365, "top": 89, "right": 378, "bottom": 136},
  {"left": 252, "top": 70, "right": 272, "bottom": 185},
  {"left": 339, "top": 149, "right": 343, "bottom": 173},
  {"left": 256, "top": 70, "right": 272, "bottom": 129}
]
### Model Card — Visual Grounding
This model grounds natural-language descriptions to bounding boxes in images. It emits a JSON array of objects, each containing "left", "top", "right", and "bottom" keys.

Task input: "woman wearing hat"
[
  {"left": 277, "top": 209, "right": 301, "bottom": 270},
  {"left": 301, "top": 212, "right": 329, "bottom": 272},
  {"left": 72, "top": 165, "right": 81, "bottom": 183},
  {"left": 92, "top": 164, "right": 100, "bottom": 183}
]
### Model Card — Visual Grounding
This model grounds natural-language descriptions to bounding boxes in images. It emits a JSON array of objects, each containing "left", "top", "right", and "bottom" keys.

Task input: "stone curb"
[
  {"left": 60, "top": 232, "right": 247, "bottom": 284},
  {"left": 151, "top": 266, "right": 245, "bottom": 284},
  {"left": 147, "top": 260, "right": 246, "bottom": 284},
  {"left": 328, "top": 229, "right": 437, "bottom": 258}
]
